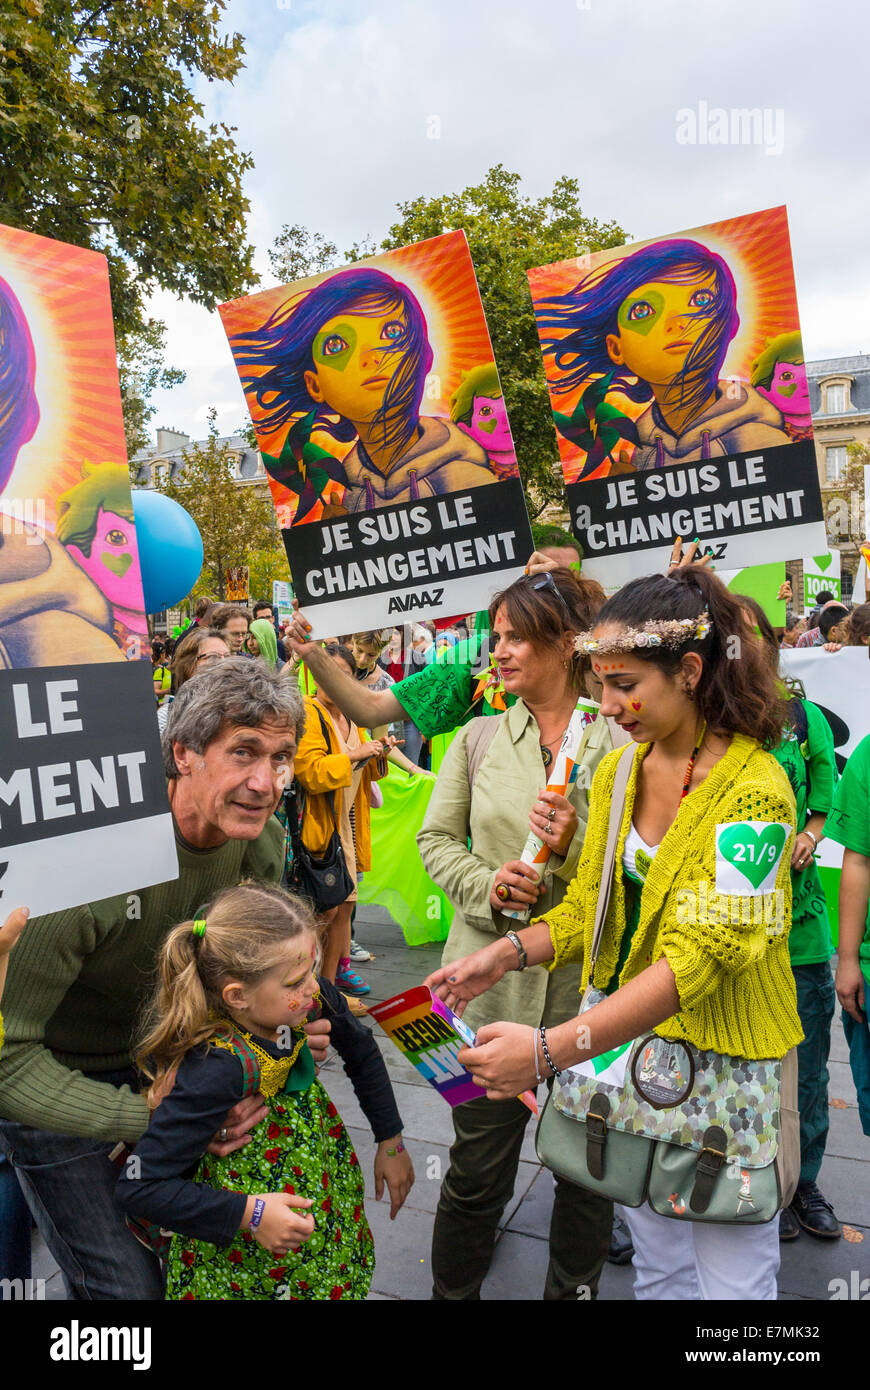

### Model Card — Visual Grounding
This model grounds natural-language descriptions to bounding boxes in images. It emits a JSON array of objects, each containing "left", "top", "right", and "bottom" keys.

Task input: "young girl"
[
  {"left": 426, "top": 566, "right": 803, "bottom": 1300},
  {"left": 535, "top": 239, "right": 790, "bottom": 475},
  {"left": 231, "top": 266, "right": 493, "bottom": 515},
  {"left": 117, "top": 882, "right": 413, "bottom": 1300}
]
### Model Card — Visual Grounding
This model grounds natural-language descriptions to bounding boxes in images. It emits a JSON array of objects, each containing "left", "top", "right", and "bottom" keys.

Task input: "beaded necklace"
[{"left": 680, "top": 721, "right": 707, "bottom": 801}]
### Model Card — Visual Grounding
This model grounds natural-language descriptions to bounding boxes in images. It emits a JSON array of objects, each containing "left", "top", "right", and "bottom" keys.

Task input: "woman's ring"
[
  {"left": 496, "top": 883, "right": 510, "bottom": 903},
  {"left": 219, "top": 1127, "right": 228, "bottom": 1142},
  {"left": 547, "top": 807, "right": 556, "bottom": 822}
]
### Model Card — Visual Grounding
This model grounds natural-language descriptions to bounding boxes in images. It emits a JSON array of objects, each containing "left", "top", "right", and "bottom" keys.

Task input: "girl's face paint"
[
  {"left": 304, "top": 308, "right": 408, "bottom": 424},
  {"left": 235, "top": 932, "right": 320, "bottom": 1037},
  {"left": 592, "top": 625, "right": 695, "bottom": 743},
  {"left": 605, "top": 275, "right": 719, "bottom": 387}
]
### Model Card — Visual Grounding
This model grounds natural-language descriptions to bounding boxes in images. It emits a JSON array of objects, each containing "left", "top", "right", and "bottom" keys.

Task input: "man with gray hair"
[{"left": 0, "top": 658, "right": 324, "bottom": 1299}]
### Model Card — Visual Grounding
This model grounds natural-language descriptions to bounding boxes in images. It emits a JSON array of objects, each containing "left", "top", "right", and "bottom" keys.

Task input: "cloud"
[{"left": 146, "top": 0, "right": 870, "bottom": 437}]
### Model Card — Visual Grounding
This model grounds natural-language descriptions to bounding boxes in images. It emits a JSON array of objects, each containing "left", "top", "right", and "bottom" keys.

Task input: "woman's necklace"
[
  {"left": 680, "top": 721, "right": 707, "bottom": 800},
  {"left": 539, "top": 716, "right": 573, "bottom": 769}
]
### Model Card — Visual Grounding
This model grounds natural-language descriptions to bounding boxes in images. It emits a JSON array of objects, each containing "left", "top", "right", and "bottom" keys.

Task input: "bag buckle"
[
  {"left": 689, "top": 1125, "right": 729, "bottom": 1213},
  {"left": 585, "top": 1093, "right": 610, "bottom": 1181}
]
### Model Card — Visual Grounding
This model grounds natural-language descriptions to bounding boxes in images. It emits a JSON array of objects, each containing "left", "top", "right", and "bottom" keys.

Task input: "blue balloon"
[{"left": 131, "top": 490, "right": 204, "bottom": 613}]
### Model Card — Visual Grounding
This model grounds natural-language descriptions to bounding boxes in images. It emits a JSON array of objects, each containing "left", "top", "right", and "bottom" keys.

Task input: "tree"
[
  {"left": 1, "top": 0, "right": 257, "bottom": 446},
  {"left": 268, "top": 169, "right": 626, "bottom": 514},
  {"left": 154, "top": 413, "right": 280, "bottom": 602}
]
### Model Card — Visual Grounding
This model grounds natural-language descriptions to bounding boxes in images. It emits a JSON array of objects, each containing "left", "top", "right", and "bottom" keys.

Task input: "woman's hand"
[
  {"left": 457, "top": 1021, "right": 539, "bottom": 1099},
  {"left": 425, "top": 939, "right": 515, "bottom": 1016},
  {"left": 374, "top": 1137, "right": 415, "bottom": 1219},
  {"left": 528, "top": 790, "right": 578, "bottom": 858},
  {"left": 349, "top": 740, "right": 385, "bottom": 763},
  {"left": 836, "top": 957, "right": 866, "bottom": 1023},
  {"left": 777, "top": 580, "right": 793, "bottom": 604},
  {"left": 489, "top": 860, "right": 544, "bottom": 911},
  {"left": 245, "top": 1192, "right": 315, "bottom": 1256},
  {"left": 667, "top": 536, "right": 713, "bottom": 573},
  {"left": 791, "top": 832, "right": 816, "bottom": 872}
]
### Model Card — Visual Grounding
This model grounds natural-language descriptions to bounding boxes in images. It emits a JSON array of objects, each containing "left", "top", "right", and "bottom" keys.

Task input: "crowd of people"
[{"left": 1, "top": 538, "right": 869, "bottom": 1303}]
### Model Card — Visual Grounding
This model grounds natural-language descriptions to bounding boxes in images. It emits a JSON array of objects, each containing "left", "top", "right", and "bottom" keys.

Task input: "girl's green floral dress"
[{"left": 165, "top": 1026, "right": 374, "bottom": 1301}]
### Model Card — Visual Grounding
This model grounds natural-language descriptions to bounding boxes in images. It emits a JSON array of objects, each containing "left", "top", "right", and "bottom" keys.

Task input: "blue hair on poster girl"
[
  {"left": 535, "top": 238, "right": 740, "bottom": 427},
  {"left": 0, "top": 276, "right": 40, "bottom": 491},
  {"left": 231, "top": 267, "right": 433, "bottom": 459}
]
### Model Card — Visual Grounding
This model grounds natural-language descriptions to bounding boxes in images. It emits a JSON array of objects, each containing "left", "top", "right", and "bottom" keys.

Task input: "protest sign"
[
  {"left": 0, "top": 223, "right": 177, "bottom": 916},
  {"left": 717, "top": 561, "right": 786, "bottom": 625},
  {"left": 780, "top": 646, "right": 870, "bottom": 936},
  {"left": 220, "top": 231, "right": 532, "bottom": 635},
  {"left": 225, "top": 565, "right": 249, "bottom": 603},
  {"left": 801, "top": 551, "right": 841, "bottom": 611},
  {"left": 369, "top": 985, "right": 537, "bottom": 1113},
  {"left": 271, "top": 579, "right": 294, "bottom": 626},
  {"left": 528, "top": 206, "right": 827, "bottom": 588}
]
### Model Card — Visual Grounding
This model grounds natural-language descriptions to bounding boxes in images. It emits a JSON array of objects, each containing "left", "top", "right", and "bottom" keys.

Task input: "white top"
[{"left": 622, "top": 821, "right": 660, "bottom": 885}]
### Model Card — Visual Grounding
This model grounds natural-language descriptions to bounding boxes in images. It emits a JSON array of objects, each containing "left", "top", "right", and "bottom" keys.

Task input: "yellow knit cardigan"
[{"left": 536, "top": 734, "right": 804, "bottom": 1059}]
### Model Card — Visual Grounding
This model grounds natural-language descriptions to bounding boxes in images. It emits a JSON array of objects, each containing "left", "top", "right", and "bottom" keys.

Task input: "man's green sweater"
[{"left": 0, "top": 818, "right": 284, "bottom": 1143}]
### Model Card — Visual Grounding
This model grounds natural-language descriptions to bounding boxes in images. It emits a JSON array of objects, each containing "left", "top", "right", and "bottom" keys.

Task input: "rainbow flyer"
[{"left": 369, "top": 985, "right": 537, "bottom": 1113}]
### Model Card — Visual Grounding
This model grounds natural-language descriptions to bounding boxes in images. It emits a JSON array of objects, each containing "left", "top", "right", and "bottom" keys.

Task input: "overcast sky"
[{"left": 146, "top": 0, "right": 870, "bottom": 443}]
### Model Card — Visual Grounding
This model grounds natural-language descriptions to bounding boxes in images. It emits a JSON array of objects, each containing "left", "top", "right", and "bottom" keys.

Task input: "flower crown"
[{"left": 575, "top": 612, "right": 712, "bottom": 654}]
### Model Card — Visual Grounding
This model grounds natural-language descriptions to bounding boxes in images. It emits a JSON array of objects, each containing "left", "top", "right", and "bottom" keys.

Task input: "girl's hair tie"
[{"left": 191, "top": 917, "right": 207, "bottom": 941}]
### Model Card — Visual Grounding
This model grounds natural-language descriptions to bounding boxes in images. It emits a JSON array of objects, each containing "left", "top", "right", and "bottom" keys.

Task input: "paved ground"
[{"left": 31, "top": 902, "right": 870, "bottom": 1301}]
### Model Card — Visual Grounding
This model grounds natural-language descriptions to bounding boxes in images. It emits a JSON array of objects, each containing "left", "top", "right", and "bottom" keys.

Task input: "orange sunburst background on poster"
[
  {"left": 0, "top": 224, "right": 129, "bottom": 529},
  {"left": 528, "top": 205, "right": 801, "bottom": 485},
  {"left": 219, "top": 230, "right": 509, "bottom": 526}
]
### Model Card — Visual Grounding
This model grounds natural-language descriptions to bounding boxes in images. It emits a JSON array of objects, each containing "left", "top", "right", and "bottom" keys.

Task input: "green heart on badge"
[
  {"left": 718, "top": 823, "right": 787, "bottom": 889},
  {"left": 101, "top": 552, "right": 132, "bottom": 577},
  {"left": 813, "top": 552, "right": 833, "bottom": 572}
]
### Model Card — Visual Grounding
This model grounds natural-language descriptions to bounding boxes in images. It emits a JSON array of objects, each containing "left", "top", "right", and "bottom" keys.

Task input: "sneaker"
[
  {"left": 790, "top": 1182, "right": 841, "bottom": 1239},
  {"left": 778, "top": 1205, "right": 800, "bottom": 1241},
  {"left": 349, "top": 940, "right": 372, "bottom": 963},
  {"left": 607, "top": 1214, "right": 634, "bottom": 1265},
  {"left": 334, "top": 965, "right": 371, "bottom": 997}
]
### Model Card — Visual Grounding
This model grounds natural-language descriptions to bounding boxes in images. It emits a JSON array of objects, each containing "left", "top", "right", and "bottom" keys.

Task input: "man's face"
[
  {"left": 223, "top": 616, "right": 249, "bottom": 653},
  {"left": 173, "top": 718, "right": 296, "bottom": 842},
  {"left": 257, "top": 607, "right": 274, "bottom": 624}
]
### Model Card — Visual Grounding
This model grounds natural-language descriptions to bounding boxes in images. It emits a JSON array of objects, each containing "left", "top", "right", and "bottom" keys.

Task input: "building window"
[
  {"left": 152, "top": 461, "right": 169, "bottom": 486},
  {"left": 826, "top": 446, "right": 847, "bottom": 482},
  {"left": 825, "top": 383, "right": 847, "bottom": 414}
]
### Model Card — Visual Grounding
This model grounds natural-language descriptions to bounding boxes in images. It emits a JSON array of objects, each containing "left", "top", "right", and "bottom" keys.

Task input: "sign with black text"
[
  {"left": 529, "top": 206, "right": 827, "bottom": 587},
  {"left": 220, "top": 231, "right": 532, "bottom": 633},
  {"left": 0, "top": 223, "right": 177, "bottom": 915}
]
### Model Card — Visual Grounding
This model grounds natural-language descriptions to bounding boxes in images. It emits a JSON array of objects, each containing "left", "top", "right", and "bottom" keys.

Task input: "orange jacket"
[{"left": 293, "top": 696, "right": 387, "bottom": 872}]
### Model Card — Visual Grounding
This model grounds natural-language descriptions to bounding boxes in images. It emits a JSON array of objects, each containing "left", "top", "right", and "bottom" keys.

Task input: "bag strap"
[
  {"left": 310, "top": 699, "right": 342, "bottom": 822},
  {"left": 212, "top": 1030, "right": 262, "bottom": 1099},
  {"left": 465, "top": 713, "right": 502, "bottom": 791},
  {"left": 589, "top": 743, "right": 638, "bottom": 969}
]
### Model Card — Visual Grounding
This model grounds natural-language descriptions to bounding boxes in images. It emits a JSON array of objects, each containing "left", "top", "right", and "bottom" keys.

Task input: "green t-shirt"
[
  {"left": 771, "top": 699, "right": 836, "bottom": 966},
  {"left": 392, "top": 627, "right": 516, "bottom": 739},
  {"left": 826, "top": 733, "right": 870, "bottom": 984}
]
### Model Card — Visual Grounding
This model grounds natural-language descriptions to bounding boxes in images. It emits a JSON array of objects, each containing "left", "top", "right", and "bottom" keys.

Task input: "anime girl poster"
[
  {"left": 0, "top": 222, "right": 176, "bottom": 915},
  {"left": 529, "top": 206, "right": 826, "bottom": 586},
  {"left": 220, "top": 231, "right": 532, "bottom": 634}
]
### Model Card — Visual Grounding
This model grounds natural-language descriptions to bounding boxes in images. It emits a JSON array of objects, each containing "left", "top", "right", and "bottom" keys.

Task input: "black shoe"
[
  {"left": 790, "top": 1182, "right": 841, "bottom": 1239},
  {"left": 778, "top": 1205, "right": 800, "bottom": 1241},
  {"left": 607, "top": 1215, "right": 634, "bottom": 1265}
]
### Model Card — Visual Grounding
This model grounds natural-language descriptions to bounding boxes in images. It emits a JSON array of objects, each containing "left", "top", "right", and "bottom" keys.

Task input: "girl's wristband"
[
  {"left": 249, "top": 1198, "right": 266, "bottom": 1230},
  {"left": 383, "top": 1140, "right": 405, "bottom": 1156}
]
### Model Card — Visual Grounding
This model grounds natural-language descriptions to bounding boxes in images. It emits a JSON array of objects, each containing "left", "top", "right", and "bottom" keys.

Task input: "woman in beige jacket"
[{"left": 417, "top": 569, "right": 614, "bottom": 1301}]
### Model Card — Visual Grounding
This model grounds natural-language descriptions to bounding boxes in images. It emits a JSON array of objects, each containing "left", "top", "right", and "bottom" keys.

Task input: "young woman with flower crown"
[
  {"left": 426, "top": 562, "right": 803, "bottom": 1301},
  {"left": 117, "top": 882, "right": 413, "bottom": 1300}
]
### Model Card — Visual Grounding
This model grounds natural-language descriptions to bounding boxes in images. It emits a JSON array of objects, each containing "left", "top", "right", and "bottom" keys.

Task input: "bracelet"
[
  {"left": 539, "top": 1025, "right": 561, "bottom": 1078},
  {"left": 249, "top": 1197, "right": 266, "bottom": 1230},
  {"left": 801, "top": 829, "right": 818, "bottom": 851},
  {"left": 385, "top": 1141, "right": 405, "bottom": 1156},
  {"left": 506, "top": 930, "right": 527, "bottom": 972},
  {"left": 532, "top": 1029, "right": 543, "bottom": 1085}
]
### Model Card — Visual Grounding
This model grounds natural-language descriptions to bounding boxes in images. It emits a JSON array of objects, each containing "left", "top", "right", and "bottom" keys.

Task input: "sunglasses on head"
[{"left": 532, "top": 571, "right": 569, "bottom": 611}]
